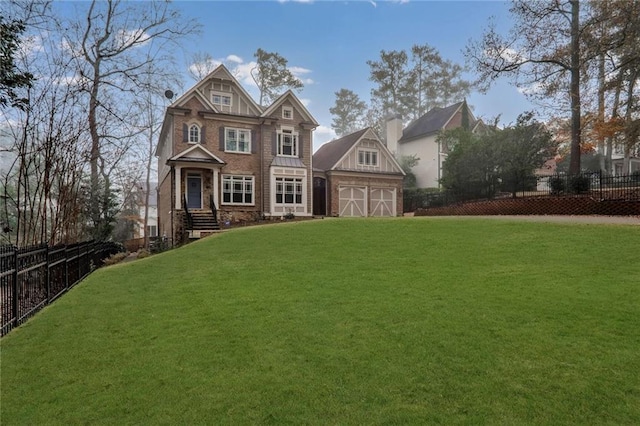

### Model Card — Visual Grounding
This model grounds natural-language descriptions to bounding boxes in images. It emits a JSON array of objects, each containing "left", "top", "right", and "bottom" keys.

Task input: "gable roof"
[
  {"left": 169, "top": 144, "right": 225, "bottom": 164},
  {"left": 399, "top": 102, "right": 465, "bottom": 142},
  {"left": 261, "top": 90, "right": 319, "bottom": 127},
  {"left": 313, "top": 128, "right": 370, "bottom": 171},
  {"left": 169, "top": 64, "right": 262, "bottom": 115}
]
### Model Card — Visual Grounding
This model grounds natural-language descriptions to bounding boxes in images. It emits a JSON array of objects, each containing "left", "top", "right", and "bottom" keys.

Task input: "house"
[
  {"left": 156, "top": 65, "right": 318, "bottom": 243},
  {"left": 386, "top": 101, "right": 485, "bottom": 189},
  {"left": 313, "top": 128, "right": 405, "bottom": 217},
  {"left": 611, "top": 145, "right": 640, "bottom": 175},
  {"left": 132, "top": 182, "right": 158, "bottom": 239}
]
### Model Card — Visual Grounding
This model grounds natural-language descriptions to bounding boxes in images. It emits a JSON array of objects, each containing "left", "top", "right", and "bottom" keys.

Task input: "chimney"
[{"left": 385, "top": 114, "right": 403, "bottom": 154}]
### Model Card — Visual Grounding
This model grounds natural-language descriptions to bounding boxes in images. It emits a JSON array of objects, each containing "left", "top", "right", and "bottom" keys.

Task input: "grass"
[{"left": 1, "top": 218, "right": 639, "bottom": 424}]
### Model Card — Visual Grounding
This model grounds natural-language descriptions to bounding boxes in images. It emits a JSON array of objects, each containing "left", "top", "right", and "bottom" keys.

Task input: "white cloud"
[
  {"left": 226, "top": 54, "right": 243, "bottom": 63},
  {"left": 369, "top": 1, "right": 377, "bottom": 7},
  {"left": 299, "top": 98, "right": 311, "bottom": 107},
  {"left": 290, "top": 66, "right": 314, "bottom": 85},
  {"left": 117, "top": 29, "right": 151, "bottom": 47},
  {"left": 517, "top": 82, "right": 544, "bottom": 96}
]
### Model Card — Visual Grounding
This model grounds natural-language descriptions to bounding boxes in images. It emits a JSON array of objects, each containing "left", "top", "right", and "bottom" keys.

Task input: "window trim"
[
  {"left": 224, "top": 127, "right": 252, "bottom": 154},
  {"left": 277, "top": 127, "right": 299, "bottom": 157},
  {"left": 357, "top": 149, "right": 379, "bottom": 167},
  {"left": 275, "top": 176, "right": 304, "bottom": 206},
  {"left": 221, "top": 175, "right": 255, "bottom": 206},
  {"left": 188, "top": 124, "right": 201, "bottom": 144},
  {"left": 212, "top": 91, "right": 232, "bottom": 108},
  {"left": 282, "top": 106, "right": 293, "bottom": 120}
]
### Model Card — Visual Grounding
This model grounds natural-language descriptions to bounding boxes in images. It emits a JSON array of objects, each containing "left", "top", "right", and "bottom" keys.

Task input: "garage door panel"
[
  {"left": 371, "top": 188, "right": 396, "bottom": 217},
  {"left": 339, "top": 186, "right": 367, "bottom": 217}
]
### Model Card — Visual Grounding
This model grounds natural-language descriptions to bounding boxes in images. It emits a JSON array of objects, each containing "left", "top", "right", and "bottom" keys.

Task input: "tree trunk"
[{"left": 568, "top": 0, "right": 582, "bottom": 175}]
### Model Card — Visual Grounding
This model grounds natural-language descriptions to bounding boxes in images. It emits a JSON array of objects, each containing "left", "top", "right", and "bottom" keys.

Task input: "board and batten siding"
[{"left": 335, "top": 139, "right": 401, "bottom": 174}]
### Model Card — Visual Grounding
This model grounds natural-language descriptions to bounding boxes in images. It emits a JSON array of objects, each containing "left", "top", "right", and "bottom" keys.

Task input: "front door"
[{"left": 186, "top": 174, "right": 202, "bottom": 209}]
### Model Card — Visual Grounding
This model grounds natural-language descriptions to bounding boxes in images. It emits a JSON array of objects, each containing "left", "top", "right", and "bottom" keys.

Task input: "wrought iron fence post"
[
  {"left": 12, "top": 246, "right": 18, "bottom": 331},
  {"left": 45, "top": 244, "right": 50, "bottom": 303},
  {"left": 64, "top": 245, "right": 69, "bottom": 290}
]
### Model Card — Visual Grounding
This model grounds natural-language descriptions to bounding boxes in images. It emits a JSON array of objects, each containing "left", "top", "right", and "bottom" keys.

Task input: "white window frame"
[
  {"left": 225, "top": 128, "right": 251, "bottom": 153},
  {"left": 282, "top": 106, "right": 293, "bottom": 120},
  {"left": 277, "top": 127, "right": 298, "bottom": 157},
  {"left": 147, "top": 225, "right": 157, "bottom": 237},
  {"left": 222, "top": 175, "right": 255, "bottom": 206},
  {"left": 357, "top": 149, "right": 379, "bottom": 167},
  {"left": 275, "top": 177, "right": 303, "bottom": 205},
  {"left": 212, "top": 91, "right": 232, "bottom": 107},
  {"left": 188, "top": 124, "right": 201, "bottom": 144}
]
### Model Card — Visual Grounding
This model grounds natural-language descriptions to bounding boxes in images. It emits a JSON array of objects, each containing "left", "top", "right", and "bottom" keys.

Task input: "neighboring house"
[
  {"left": 132, "top": 182, "right": 158, "bottom": 239},
  {"left": 386, "top": 101, "right": 485, "bottom": 189},
  {"left": 156, "top": 65, "right": 318, "bottom": 242},
  {"left": 611, "top": 145, "right": 640, "bottom": 175},
  {"left": 313, "top": 128, "right": 405, "bottom": 217}
]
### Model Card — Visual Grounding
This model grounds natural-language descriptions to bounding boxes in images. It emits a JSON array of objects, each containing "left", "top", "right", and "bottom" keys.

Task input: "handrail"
[{"left": 182, "top": 195, "right": 193, "bottom": 230}]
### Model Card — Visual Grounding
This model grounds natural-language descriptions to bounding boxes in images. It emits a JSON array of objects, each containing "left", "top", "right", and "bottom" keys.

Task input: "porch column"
[
  {"left": 212, "top": 168, "right": 219, "bottom": 209},
  {"left": 174, "top": 165, "right": 182, "bottom": 208}
]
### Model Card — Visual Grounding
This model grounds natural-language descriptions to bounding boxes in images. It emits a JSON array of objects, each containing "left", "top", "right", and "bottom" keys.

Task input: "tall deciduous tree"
[
  {"left": 251, "top": 48, "right": 303, "bottom": 106},
  {"left": 466, "top": 0, "right": 584, "bottom": 175},
  {"left": 329, "top": 89, "right": 367, "bottom": 136},
  {"left": 64, "top": 0, "right": 196, "bottom": 240}
]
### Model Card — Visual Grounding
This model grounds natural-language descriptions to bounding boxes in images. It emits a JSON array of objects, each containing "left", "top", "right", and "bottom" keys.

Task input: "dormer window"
[
  {"left": 277, "top": 128, "right": 298, "bottom": 157},
  {"left": 189, "top": 124, "right": 201, "bottom": 143},
  {"left": 282, "top": 106, "right": 293, "bottom": 120}
]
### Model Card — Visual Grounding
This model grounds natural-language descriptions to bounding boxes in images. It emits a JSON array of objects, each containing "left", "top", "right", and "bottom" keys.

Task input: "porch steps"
[{"left": 186, "top": 210, "right": 221, "bottom": 233}]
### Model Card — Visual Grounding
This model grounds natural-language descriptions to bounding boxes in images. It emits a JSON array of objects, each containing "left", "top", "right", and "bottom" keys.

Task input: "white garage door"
[
  {"left": 339, "top": 186, "right": 367, "bottom": 217},
  {"left": 370, "top": 188, "right": 396, "bottom": 217}
]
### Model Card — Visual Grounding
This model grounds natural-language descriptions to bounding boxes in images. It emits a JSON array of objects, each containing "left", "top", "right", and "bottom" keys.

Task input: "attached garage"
[
  {"left": 313, "top": 128, "right": 405, "bottom": 218},
  {"left": 339, "top": 186, "right": 367, "bottom": 217}
]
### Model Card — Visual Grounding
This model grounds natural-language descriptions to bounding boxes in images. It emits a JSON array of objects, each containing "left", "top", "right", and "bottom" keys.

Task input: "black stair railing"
[
  {"left": 182, "top": 195, "right": 193, "bottom": 230},
  {"left": 209, "top": 194, "right": 218, "bottom": 223}
]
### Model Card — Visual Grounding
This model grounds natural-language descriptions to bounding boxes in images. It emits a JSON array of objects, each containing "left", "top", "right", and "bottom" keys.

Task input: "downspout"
[
  {"left": 260, "top": 121, "right": 265, "bottom": 216},
  {"left": 437, "top": 139, "right": 441, "bottom": 189},
  {"left": 170, "top": 164, "right": 175, "bottom": 248}
]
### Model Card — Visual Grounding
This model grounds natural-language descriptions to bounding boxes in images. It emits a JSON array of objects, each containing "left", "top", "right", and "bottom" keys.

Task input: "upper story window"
[
  {"left": 189, "top": 124, "right": 201, "bottom": 143},
  {"left": 212, "top": 92, "right": 232, "bottom": 107},
  {"left": 282, "top": 106, "right": 293, "bottom": 120},
  {"left": 225, "top": 128, "right": 251, "bottom": 153},
  {"left": 358, "top": 149, "right": 378, "bottom": 167},
  {"left": 277, "top": 128, "right": 298, "bottom": 157}
]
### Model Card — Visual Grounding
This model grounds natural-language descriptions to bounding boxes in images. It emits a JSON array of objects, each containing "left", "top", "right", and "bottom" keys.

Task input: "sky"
[{"left": 69, "top": 0, "right": 537, "bottom": 152}]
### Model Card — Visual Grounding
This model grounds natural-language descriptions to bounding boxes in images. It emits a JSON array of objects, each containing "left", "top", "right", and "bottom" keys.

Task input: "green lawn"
[{"left": 1, "top": 218, "right": 639, "bottom": 424}]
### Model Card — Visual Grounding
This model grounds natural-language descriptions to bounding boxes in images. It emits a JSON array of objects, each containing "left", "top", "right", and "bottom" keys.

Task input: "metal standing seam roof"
[{"left": 312, "top": 128, "right": 370, "bottom": 171}]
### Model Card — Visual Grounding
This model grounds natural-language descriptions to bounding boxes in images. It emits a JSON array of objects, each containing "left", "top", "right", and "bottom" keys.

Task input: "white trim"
[
  {"left": 270, "top": 167, "right": 308, "bottom": 216},
  {"left": 212, "top": 91, "right": 232, "bottom": 108},
  {"left": 277, "top": 127, "right": 299, "bottom": 157},
  {"left": 282, "top": 106, "right": 293, "bottom": 120},
  {"left": 338, "top": 185, "right": 367, "bottom": 217},
  {"left": 261, "top": 90, "right": 319, "bottom": 127},
  {"left": 224, "top": 127, "right": 252, "bottom": 154},
  {"left": 170, "top": 144, "right": 225, "bottom": 164},
  {"left": 188, "top": 123, "right": 201, "bottom": 144},
  {"left": 357, "top": 148, "right": 379, "bottom": 167},
  {"left": 186, "top": 173, "right": 203, "bottom": 209},
  {"left": 221, "top": 174, "right": 255, "bottom": 206}
]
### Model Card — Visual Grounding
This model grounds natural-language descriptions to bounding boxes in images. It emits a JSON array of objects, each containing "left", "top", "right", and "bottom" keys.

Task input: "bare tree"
[
  {"left": 466, "top": 0, "right": 585, "bottom": 175},
  {"left": 63, "top": 0, "right": 198, "bottom": 239}
]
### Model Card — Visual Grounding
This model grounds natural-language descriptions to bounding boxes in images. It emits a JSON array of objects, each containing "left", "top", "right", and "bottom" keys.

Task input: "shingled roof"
[
  {"left": 399, "top": 102, "right": 464, "bottom": 142},
  {"left": 313, "top": 128, "right": 369, "bottom": 171}
]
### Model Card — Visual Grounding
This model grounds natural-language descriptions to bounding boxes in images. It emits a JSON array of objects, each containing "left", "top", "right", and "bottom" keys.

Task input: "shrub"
[
  {"left": 549, "top": 176, "right": 565, "bottom": 195},
  {"left": 136, "top": 249, "right": 150, "bottom": 259},
  {"left": 568, "top": 175, "right": 591, "bottom": 194},
  {"left": 103, "top": 252, "right": 128, "bottom": 266}
]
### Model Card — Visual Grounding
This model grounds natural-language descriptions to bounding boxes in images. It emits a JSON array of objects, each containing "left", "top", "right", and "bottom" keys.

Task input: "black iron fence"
[
  {"left": 406, "top": 172, "right": 640, "bottom": 211},
  {"left": 0, "top": 241, "right": 123, "bottom": 337}
]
